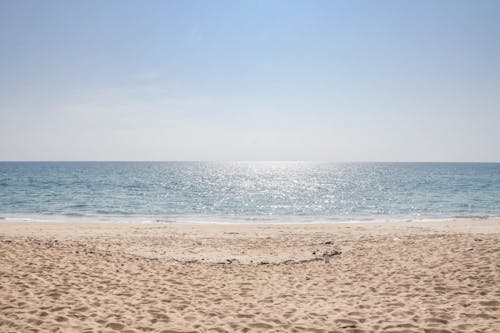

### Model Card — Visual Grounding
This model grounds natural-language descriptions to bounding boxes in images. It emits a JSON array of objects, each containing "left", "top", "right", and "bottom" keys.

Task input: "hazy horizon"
[
  {"left": 1, "top": 160, "right": 499, "bottom": 164},
  {"left": 1, "top": 0, "right": 499, "bottom": 162}
]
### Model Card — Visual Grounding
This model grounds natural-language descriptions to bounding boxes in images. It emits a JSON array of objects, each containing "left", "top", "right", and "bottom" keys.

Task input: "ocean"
[{"left": 0, "top": 162, "right": 499, "bottom": 223}]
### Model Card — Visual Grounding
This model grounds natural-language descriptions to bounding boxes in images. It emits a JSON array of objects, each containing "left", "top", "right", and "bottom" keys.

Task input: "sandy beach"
[{"left": 0, "top": 220, "right": 499, "bottom": 332}]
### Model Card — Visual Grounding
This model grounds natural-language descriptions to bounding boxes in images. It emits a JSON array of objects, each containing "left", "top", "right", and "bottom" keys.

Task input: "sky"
[{"left": 0, "top": 0, "right": 499, "bottom": 161}]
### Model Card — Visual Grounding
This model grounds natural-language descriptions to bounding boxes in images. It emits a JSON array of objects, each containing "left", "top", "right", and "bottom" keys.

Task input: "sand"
[{"left": 0, "top": 220, "right": 499, "bottom": 332}]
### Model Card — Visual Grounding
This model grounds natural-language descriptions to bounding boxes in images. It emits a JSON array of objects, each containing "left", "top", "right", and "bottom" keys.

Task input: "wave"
[
  {"left": 1, "top": 213, "right": 497, "bottom": 225},
  {"left": 452, "top": 215, "right": 489, "bottom": 220}
]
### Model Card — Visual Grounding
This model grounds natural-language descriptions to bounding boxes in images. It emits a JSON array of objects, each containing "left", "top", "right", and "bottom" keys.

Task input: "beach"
[{"left": 0, "top": 220, "right": 499, "bottom": 332}]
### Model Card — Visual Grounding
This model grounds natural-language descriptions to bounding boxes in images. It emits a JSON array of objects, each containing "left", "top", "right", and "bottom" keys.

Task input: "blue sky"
[{"left": 1, "top": 0, "right": 499, "bottom": 161}]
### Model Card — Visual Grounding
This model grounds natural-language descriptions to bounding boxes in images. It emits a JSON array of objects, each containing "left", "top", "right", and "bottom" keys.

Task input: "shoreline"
[
  {"left": 0, "top": 213, "right": 496, "bottom": 225},
  {"left": 1, "top": 219, "right": 499, "bottom": 332}
]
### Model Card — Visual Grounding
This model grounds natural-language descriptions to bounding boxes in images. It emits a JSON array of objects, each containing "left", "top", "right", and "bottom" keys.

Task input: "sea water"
[{"left": 0, "top": 162, "right": 499, "bottom": 223}]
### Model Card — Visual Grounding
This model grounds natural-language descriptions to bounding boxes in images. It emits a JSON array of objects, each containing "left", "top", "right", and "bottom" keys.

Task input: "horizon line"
[{"left": 0, "top": 160, "right": 499, "bottom": 164}]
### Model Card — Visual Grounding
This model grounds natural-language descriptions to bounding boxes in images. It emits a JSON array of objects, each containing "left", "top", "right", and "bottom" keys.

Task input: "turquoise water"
[{"left": 0, "top": 162, "right": 499, "bottom": 223}]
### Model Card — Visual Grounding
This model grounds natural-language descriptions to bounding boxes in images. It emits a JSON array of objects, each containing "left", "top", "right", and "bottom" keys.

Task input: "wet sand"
[{"left": 1, "top": 220, "right": 499, "bottom": 332}]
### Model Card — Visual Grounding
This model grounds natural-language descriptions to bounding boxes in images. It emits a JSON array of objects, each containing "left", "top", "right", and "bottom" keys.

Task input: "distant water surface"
[{"left": 0, "top": 162, "right": 499, "bottom": 223}]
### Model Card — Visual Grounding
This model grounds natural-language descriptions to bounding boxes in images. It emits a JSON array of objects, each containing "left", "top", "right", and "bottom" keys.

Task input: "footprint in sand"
[
  {"left": 105, "top": 322, "right": 125, "bottom": 330},
  {"left": 479, "top": 300, "right": 499, "bottom": 307},
  {"left": 236, "top": 313, "right": 254, "bottom": 319},
  {"left": 248, "top": 322, "right": 274, "bottom": 329},
  {"left": 54, "top": 315, "right": 69, "bottom": 322},
  {"left": 335, "top": 318, "right": 358, "bottom": 329},
  {"left": 423, "top": 329, "right": 452, "bottom": 333},
  {"left": 425, "top": 318, "right": 449, "bottom": 325}
]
